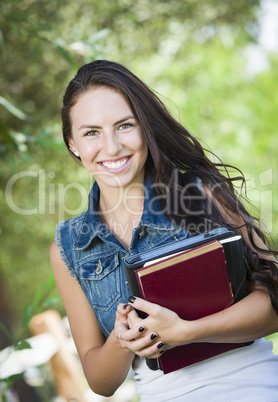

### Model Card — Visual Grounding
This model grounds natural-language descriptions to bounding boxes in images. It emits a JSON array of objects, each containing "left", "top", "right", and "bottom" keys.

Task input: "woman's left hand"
[
  {"left": 125, "top": 289, "right": 278, "bottom": 357},
  {"left": 127, "top": 297, "right": 189, "bottom": 353}
]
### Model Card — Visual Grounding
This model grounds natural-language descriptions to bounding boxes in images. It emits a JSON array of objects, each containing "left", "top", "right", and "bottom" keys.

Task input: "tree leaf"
[
  {"left": 0, "top": 96, "right": 31, "bottom": 121},
  {"left": 14, "top": 340, "right": 32, "bottom": 351},
  {"left": 42, "top": 297, "right": 61, "bottom": 308},
  {"left": 0, "top": 321, "right": 15, "bottom": 343},
  {"left": 48, "top": 38, "right": 78, "bottom": 67},
  {"left": 0, "top": 120, "right": 18, "bottom": 146},
  {"left": 23, "top": 304, "right": 33, "bottom": 328},
  {"left": 0, "top": 29, "right": 4, "bottom": 50},
  {"left": 7, "top": 11, "right": 29, "bottom": 22},
  {"left": 0, "top": 374, "right": 24, "bottom": 391}
]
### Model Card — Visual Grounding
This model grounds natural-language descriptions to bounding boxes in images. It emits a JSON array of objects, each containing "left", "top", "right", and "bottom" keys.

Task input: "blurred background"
[{"left": 0, "top": 0, "right": 278, "bottom": 400}]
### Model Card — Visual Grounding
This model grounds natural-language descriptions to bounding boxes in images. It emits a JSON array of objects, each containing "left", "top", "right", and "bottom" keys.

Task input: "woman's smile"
[{"left": 99, "top": 155, "right": 132, "bottom": 171}]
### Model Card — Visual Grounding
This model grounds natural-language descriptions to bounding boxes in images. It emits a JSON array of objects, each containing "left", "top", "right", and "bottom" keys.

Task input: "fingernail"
[
  {"left": 159, "top": 350, "right": 165, "bottom": 355},
  {"left": 128, "top": 296, "right": 136, "bottom": 303},
  {"left": 150, "top": 333, "right": 157, "bottom": 340},
  {"left": 138, "top": 326, "right": 145, "bottom": 333},
  {"left": 157, "top": 342, "right": 165, "bottom": 349},
  {"left": 123, "top": 304, "right": 129, "bottom": 310}
]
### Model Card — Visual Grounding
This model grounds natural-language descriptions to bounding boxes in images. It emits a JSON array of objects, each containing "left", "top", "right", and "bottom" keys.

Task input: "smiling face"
[{"left": 68, "top": 86, "right": 148, "bottom": 193}]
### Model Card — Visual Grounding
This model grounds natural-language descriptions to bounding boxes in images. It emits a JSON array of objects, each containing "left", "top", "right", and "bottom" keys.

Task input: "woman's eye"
[
  {"left": 84, "top": 130, "right": 98, "bottom": 137},
  {"left": 119, "top": 123, "right": 132, "bottom": 130}
]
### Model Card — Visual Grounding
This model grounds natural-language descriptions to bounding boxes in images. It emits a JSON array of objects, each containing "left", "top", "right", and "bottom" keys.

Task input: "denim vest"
[{"left": 55, "top": 178, "right": 201, "bottom": 338}]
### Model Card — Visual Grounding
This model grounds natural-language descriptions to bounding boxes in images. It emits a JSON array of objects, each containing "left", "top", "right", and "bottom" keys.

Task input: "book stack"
[{"left": 124, "top": 229, "right": 251, "bottom": 374}]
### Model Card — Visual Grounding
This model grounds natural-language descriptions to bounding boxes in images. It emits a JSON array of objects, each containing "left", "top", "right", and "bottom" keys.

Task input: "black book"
[{"left": 124, "top": 228, "right": 249, "bottom": 304}]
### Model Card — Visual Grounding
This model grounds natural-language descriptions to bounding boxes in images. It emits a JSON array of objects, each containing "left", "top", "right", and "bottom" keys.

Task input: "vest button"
[{"left": 96, "top": 260, "right": 103, "bottom": 275}]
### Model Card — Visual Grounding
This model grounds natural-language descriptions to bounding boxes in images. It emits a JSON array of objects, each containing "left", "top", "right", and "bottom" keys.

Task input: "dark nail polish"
[
  {"left": 150, "top": 333, "right": 157, "bottom": 340},
  {"left": 157, "top": 342, "right": 165, "bottom": 349},
  {"left": 138, "top": 326, "right": 145, "bottom": 333},
  {"left": 128, "top": 296, "right": 136, "bottom": 303},
  {"left": 159, "top": 350, "right": 165, "bottom": 355},
  {"left": 123, "top": 304, "right": 129, "bottom": 310}
]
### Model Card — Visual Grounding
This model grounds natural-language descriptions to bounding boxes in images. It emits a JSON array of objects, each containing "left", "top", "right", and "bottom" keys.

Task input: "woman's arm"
[
  {"left": 125, "top": 288, "right": 278, "bottom": 358},
  {"left": 119, "top": 204, "right": 278, "bottom": 358},
  {"left": 120, "top": 281, "right": 278, "bottom": 359},
  {"left": 50, "top": 240, "right": 136, "bottom": 397}
]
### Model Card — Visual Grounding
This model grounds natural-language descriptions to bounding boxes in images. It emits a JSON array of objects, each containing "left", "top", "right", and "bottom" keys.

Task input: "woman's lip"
[
  {"left": 98, "top": 156, "right": 132, "bottom": 172},
  {"left": 99, "top": 155, "right": 132, "bottom": 164}
]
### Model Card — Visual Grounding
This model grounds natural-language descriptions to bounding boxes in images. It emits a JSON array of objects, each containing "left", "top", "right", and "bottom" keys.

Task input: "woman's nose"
[{"left": 102, "top": 132, "right": 122, "bottom": 155}]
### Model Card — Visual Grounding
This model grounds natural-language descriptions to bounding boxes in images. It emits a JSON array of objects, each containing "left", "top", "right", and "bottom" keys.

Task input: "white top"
[{"left": 132, "top": 338, "right": 278, "bottom": 401}]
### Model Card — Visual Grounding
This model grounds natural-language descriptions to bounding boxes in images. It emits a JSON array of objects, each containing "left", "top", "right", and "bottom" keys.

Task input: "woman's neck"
[
  {"left": 98, "top": 180, "right": 145, "bottom": 250},
  {"left": 99, "top": 182, "right": 144, "bottom": 219}
]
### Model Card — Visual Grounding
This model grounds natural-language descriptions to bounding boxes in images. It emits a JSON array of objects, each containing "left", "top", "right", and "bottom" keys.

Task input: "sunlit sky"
[
  {"left": 246, "top": 0, "right": 278, "bottom": 74},
  {"left": 259, "top": 0, "right": 278, "bottom": 51}
]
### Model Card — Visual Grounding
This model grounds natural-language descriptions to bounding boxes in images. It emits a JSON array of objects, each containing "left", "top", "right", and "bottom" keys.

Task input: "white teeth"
[{"left": 102, "top": 157, "right": 129, "bottom": 169}]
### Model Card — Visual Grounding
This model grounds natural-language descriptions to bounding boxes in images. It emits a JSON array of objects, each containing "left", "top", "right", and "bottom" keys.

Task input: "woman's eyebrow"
[
  {"left": 113, "top": 115, "right": 135, "bottom": 126},
  {"left": 78, "top": 115, "right": 135, "bottom": 130}
]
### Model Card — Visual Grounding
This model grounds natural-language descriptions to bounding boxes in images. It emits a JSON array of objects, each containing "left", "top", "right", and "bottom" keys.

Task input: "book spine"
[{"left": 125, "top": 266, "right": 142, "bottom": 297}]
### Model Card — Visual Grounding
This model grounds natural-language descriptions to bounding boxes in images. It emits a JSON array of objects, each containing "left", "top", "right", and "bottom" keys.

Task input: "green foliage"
[
  {"left": 0, "top": 322, "right": 14, "bottom": 344},
  {"left": 1, "top": 0, "right": 276, "bottom": 313},
  {"left": 266, "top": 333, "right": 278, "bottom": 355},
  {"left": 0, "top": 0, "right": 264, "bottom": 318},
  {"left": 0, "top": 96, "right": 31, "bottom": 121},
  {"left": 23, "top": 271, "right": 59, "bottom": 329},
  {"left": 1, "top": 375, "right": 23, "bottom": 402},
  {"left": 0, "top": 271, "right": 59, "bottom": 397},
  {"left": 0, "top": 271, "right": 59, "bottom": 348},
  {"left": 0, "top": 1, "right": 277, "bottom": 397}
]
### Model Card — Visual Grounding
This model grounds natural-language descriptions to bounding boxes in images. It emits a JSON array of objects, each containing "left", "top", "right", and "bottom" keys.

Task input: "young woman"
[{"left": 50, "top": 60, "right": 278, "bottom": 401}]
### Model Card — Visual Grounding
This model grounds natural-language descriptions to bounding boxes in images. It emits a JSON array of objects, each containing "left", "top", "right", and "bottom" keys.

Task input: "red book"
[{"left": 135, "top": 240, "right": 244, "bottom": 374}]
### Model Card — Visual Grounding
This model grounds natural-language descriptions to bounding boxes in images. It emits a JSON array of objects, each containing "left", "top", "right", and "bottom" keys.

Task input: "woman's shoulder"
[
  {"left": 54, "top": 211, "right": 88, "bottom": 258},
  {"left": 55, "top": 210, "right": 88, "bottom": 236},
  {"left": 52, "top": 211, "right": 89, "bottom": 277}
]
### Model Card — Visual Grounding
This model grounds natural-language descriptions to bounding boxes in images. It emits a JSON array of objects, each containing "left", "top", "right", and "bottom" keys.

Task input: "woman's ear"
[
  {"left": 68, "top": 138, "right": 80, "bottom": 157},
  {"left": 68, "top": 138, "right": 75, "bottom": 149}
]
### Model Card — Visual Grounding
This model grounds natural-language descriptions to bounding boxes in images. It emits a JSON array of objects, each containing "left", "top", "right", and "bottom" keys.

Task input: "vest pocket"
[{"left": 78, "top": 252, "right": 121, "bottom": 311}]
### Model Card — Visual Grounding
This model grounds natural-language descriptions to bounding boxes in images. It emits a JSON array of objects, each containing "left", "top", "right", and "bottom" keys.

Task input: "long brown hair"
[{"left": 61, "top": 60, "right": 278, "bottom": 313}]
